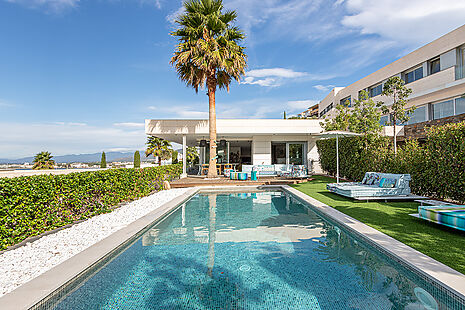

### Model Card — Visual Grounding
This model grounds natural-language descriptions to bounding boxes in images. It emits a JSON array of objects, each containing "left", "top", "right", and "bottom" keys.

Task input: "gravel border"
[{"left": 0, "top": 188, "right": 189, "bottom": 298}]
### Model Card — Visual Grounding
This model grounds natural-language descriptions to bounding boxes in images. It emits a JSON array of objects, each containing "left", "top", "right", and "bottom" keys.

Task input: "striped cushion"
[{"left": 418, "top": 205, "right": 465, "bottom": 231}]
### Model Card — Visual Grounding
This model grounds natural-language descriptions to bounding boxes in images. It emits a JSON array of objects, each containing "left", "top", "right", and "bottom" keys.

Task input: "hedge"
[
  {"left": 0, "top": 165, "right": 182, "bottom": 250},
  {"left": 317, "top": 121, "right": 465, "bottom": 203}
]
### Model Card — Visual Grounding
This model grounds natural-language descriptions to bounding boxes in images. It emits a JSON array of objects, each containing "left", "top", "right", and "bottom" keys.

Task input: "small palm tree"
[
  {"left": 145, "top": 136, "right": 172, "bottom": 166},
  {"left": 32, "top": 151, "right": 55, "bottom": 170},
  {"left": 170, "top": 0, "right": 247, "bottom": 178}
]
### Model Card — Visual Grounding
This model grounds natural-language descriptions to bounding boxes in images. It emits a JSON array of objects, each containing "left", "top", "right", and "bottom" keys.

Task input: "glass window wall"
[
  {"left": 407, "top": 105, "right": 428, "bottom": 125},
  {"left": 456, "top": 97, "right": 465, "bottom": 115},
  {"left": 433, "top": 100, "right": 454, "bottom": 119}
]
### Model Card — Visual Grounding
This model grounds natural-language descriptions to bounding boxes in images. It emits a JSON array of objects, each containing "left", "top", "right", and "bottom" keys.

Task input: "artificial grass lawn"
[{"left": 291, "top": 175, "right": 465, "bottom": 275}]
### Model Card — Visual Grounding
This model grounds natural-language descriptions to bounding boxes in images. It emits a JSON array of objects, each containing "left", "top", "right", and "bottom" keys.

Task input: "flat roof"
[{"left": 145, "top": 119, "right": 323, "bottom": 144}]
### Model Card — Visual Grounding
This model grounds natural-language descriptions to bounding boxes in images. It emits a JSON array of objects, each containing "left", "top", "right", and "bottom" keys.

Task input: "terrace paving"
[{"left": 170, "top": 176, "right": 312, "bottom": 188}]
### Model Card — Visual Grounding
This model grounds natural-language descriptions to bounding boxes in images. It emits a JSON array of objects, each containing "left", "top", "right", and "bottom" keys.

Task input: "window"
[
  {"left": 340, "top": 96, "right": 351, "bottom": 107},
  {"left": 379, "top": 115, "right": 390, "bottom": 126},
  {"left": 433, "top": 100, "right": 454, "bottom": 119},
  {"left": 457, "top": 46, "right": 465, "bottom": 80},
  {"left": 369, "top": 84, "right": 383, "bottom": 97},
  {"left": 320, "top": 102, "right": 333, "bottom": 117},
  {"left": 456, "top": 97, "right": 465, "bottom": 115},
  {"left": 405, "top": 67, "right": 423, "bottom": 84},
  {"left": 429, "top": 57, "right": 440, "bottom": 75},
  {"left": 406, "top": 105, "right": 428, "bottom": 125}
]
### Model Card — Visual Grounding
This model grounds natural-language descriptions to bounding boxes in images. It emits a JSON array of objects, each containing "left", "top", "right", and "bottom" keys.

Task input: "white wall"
[{"left": 252, "top": 136, "right": 272, "bottom": 165}]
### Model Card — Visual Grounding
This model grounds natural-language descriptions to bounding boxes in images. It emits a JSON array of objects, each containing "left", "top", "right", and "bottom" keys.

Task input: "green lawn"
[{"left": 291, "top": 175, "right": 465, "bottom": 275}]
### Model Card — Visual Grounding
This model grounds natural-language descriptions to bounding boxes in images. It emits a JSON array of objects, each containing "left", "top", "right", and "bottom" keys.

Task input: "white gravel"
[{"left": 0, "top": 188, "right": 189, "bottom": 298}]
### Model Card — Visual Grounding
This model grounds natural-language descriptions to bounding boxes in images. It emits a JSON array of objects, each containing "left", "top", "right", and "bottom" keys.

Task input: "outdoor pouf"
[
  {"left": 238, "top": 172, "right": 248, "bottom": 180},
  {"left": 418, "top": 205, "right": 465, "bottom": 231},
  {"left": 230, "top": 172, "right": 239, "bottom": 180}
]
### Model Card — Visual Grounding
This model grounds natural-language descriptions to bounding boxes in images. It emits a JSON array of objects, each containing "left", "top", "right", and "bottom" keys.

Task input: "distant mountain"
[{"left": 0, "top": 151, "right": 154, "bottom": 164}]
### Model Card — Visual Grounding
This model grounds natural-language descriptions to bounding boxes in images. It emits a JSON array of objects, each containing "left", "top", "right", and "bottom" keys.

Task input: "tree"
[
  {"left": 283, "top": 111, "right": 287, "bottom": 119},
  {"left": 171, "top": 150, "right": 179, "bottom": 164},
  {"left": 349, "top": 90, "right": 383, "bottom": 136},
  {"left": 100, "top": 152, "right": 107, "bottom": 168},
  {"left": 32, "top": 151, "right": 55, "bottom": 170},
  {"left": 170, "top": 0, "right": 247, "bottom": 178},
  {"left": 145, "top": 136, "right": 172, "bottom": 166},
  {"left": 321, "top": 104, "right": 351, "bottom": 131},
  {"left": 186, "top": 146, "right": 199, "bottom": 165},
  {"left": 134, "top": 151, "right": 141, "bottom": 168},
  {"left": 321, "top": 91, "right": 384, "bottom": 138},
  {"left": 381, "top": 76, "right": 414, "bottom": 154}
]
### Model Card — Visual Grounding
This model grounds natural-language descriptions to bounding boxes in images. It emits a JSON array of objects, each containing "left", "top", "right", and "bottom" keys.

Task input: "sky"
[{"left": 1, "top": 0, "right": 465, "bottom": 158}]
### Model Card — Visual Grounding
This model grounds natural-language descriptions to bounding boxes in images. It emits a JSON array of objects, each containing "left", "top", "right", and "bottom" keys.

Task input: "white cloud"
[
  {"left": 0, "top": 99, "right": 15, "bottom": 108},
  {"left": 286, "top": 100, "right": 319, "bottom": 112},
  {"left": 166, "top": 6, "right": 185, "bottom": 24},
  {"left": 113, "top": 122, "right": 145, "bottom": 128},
  {"left": 342, "top": 0, "right": 465, "bottom": 45},
  {"left": 0, "top": 122, "right": 146, "bottom": 158},
  {"left": 243, "top": 68, "right": 307, "bottom": 87},
  {"left": 313, "top": 84, "right": 335, "bottom": 92},
  {"left": 5, "top": 0, "right": 80, "bottom": 12},
  {"left": 243, "top": 68, "right": 337, "bottom": 87}
]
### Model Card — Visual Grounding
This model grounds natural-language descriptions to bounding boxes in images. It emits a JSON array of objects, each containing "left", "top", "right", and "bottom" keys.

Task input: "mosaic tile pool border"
[{"left": 283, "top": 186, "right": 465, "bottom": 309}]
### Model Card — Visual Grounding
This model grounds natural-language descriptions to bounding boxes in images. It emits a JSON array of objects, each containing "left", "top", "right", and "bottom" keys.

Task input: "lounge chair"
[
  {"left": 417, "top": 205, "right": 465, "bottom": 231},
  {"left": 326, "top": 172, "right": 413, "bottom": 199}
]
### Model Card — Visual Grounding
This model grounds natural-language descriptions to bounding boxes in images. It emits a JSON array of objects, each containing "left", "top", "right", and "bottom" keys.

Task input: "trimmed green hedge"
[
  {"left": 0, "top": 165, "right": 181, "bottom": 250},
  {"left": 317, "top": 121, "right": 465, "bottom": 203}
]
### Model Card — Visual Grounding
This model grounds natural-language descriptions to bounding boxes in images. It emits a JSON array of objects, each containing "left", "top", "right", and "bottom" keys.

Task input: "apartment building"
[
  {"left": 298, "top": 103, "right": 319, "bottom": 118},
  {"left": 317, "top": 24, "right": 465, "bottom": 139}
]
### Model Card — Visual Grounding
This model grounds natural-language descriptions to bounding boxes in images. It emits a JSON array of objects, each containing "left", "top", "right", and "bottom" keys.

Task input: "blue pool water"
[{"left": 52, "top": 191, "right": 462, "bottom": 309}]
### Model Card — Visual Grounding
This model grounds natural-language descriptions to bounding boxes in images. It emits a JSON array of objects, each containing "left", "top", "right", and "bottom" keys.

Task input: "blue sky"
[{"left": 1, "top": 0, "right": 465, "bottom": 158}]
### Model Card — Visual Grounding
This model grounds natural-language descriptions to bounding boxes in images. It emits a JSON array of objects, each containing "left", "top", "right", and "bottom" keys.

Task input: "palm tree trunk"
[
  {"left": 207, "top": 73, "right": 218, "bottom": 178},
  {"left": 393, "top": 123, "right": 397, "bottom": 155}
]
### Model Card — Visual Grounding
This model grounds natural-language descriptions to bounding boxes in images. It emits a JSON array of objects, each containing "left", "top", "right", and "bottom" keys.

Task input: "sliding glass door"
[
  {"left": 272, "top": 142, "right": 306, "bottom": 166},
  {"left": 288, "top": 143, "right": 304, "bottom": 165}
]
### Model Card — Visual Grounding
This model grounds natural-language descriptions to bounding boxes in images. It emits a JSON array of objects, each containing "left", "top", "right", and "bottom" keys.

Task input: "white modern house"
[{"left": 145, "top": 119, "right": 324, "bottom": 177}]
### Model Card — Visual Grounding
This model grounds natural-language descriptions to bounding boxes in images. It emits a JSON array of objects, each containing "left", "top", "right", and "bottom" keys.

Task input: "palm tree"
[
  {"left": 145, "top": 136, "right": 172, "bottom": 166},
  {"left": 170, "top": 0, "right": 247, "bottom": 178},
  {"left": 32, "top": 151, "right": 55, "bottom": 170}
]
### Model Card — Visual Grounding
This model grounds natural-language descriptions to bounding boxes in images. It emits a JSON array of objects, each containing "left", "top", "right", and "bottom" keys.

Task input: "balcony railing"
[{"left": 456, "top": 65, "right": 465, "bottom": 80}]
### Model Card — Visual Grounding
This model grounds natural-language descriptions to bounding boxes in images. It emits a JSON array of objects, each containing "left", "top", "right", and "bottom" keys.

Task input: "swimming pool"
[{"left": 40, "top": 190, "right": 464, "bottom": 309}]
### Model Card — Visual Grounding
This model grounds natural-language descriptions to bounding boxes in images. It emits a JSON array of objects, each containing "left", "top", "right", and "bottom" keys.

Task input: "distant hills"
[{"left": 0, "top": 151, "right": 156, "bottom": 164}]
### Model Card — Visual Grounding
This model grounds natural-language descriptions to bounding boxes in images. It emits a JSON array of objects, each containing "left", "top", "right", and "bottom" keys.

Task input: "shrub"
[
  {"left": 316, "top": 121, "right": 465, "bottom": 203},
  {"left": 0, "top": 164, "right": 181, "bottom": 250}
]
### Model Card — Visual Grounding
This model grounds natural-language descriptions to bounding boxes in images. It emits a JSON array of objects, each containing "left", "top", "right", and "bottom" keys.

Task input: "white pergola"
[{"left": 317, "top": 130, "right": 361, "bottom": 183}]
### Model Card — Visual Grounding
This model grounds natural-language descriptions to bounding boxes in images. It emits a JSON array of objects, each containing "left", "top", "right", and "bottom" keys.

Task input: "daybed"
[{"left": 326, "top": 172, "right": 412, "bottom": 199}]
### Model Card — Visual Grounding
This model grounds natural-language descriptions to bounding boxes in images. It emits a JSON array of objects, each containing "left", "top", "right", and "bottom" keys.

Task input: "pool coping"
[
  {"left": 1, "top": 184, "right": 464, "bottom": 309},
  {"left": 281, "top": 185, "right": 465, "bottom": 303}
]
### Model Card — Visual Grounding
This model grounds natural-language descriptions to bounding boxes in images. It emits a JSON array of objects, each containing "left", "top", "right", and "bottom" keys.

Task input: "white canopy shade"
[{"left": 317, "top": 130, "right": 361, "bottom": 183}]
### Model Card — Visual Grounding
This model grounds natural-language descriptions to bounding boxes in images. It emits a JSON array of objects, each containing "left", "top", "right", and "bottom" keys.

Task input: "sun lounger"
[{"left": 416, "top": 205, "right": 465, "bottom": 231}]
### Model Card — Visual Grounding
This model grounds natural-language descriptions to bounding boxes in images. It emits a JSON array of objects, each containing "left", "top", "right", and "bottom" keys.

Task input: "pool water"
[{"left": 53, "top": 191, "right": 461, "bottom": 309}]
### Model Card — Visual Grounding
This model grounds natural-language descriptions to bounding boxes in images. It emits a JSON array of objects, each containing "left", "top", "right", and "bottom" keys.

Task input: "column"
[{"left": 181, "top": 135, "right": 187, "bottom": 178}]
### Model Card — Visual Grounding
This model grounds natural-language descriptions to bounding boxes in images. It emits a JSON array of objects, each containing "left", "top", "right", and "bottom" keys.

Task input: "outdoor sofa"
[
  {"left": 326, "top": 172, "right": 412, "bottom": 199},
  {"left": 241, "top": 164, "right": 310, "bottom": 178},
  {"left": 417, "top": 205, "right": 465, "bottom": 231}
]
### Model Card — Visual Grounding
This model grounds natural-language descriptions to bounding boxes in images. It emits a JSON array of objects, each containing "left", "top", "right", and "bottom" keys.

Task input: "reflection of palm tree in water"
[{"left": 207, "top": 194, "right": 216, "bottom": 277}]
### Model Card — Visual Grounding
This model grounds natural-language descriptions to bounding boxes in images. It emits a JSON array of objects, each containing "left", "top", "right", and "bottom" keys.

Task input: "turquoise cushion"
[{"left": 379, "top": 178, "right": 386, "bottom": 188}]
